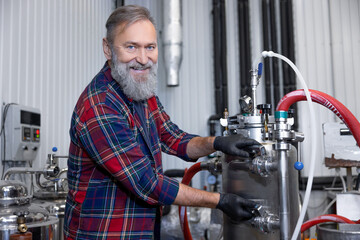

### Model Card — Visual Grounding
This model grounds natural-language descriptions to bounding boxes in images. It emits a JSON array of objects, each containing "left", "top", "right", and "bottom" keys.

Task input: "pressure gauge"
[{"left": 207, "top": 175, "right": 217, "bottom": 185}]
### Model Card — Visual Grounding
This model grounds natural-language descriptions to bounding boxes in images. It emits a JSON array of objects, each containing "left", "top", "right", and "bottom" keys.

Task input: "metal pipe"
[
  {"left": 163, "top": 0, "right": 182, "bottom": 87},
  {"left": 251, "top": 70, "right": 258, "bottom": 116},
  {"left": 3, "top": 167, "right": 45, "bottom": 180},
  {"left": 279, "top": 148, "right": 290, "bottom": 240},
  {"left": 58, "top": 168, "right": 68, "bottom": 177},
  {"left": 3, "top": 167, "right": 59, "bottom": 180}
]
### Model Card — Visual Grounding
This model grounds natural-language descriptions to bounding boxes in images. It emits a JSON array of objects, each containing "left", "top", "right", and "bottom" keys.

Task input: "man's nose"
[{"left": 135, "top": 48, "right": 149, "bottom": 65}]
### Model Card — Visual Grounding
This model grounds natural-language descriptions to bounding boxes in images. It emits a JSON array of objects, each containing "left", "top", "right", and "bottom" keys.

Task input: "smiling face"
[{"left": 103, "top": 20, "right": 159, "bottom": 101}]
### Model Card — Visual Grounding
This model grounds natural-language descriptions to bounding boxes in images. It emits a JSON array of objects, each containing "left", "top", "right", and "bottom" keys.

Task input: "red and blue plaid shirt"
[{"left": 64, "top": 62, "right": 197, "bottom": 239}]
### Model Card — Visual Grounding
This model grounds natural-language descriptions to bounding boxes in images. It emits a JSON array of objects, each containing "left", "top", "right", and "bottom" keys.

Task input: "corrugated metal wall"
[
  {"left": 1, "top": 0, "right": 358, "bottom": 182},
  {"left": 0, "top": 0, "right": 115, "bottom": 171},
  {"left": 293, "top": 0, "right": 360, "bottom": 177}
]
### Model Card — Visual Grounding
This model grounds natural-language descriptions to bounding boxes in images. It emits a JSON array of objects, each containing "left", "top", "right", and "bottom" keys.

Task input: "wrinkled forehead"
[
  {"left": 113, "top": 20, "right": 157, "bottom": 43},
  {"left": 117, "top": 19, "right": 156, "bottom": 35}
]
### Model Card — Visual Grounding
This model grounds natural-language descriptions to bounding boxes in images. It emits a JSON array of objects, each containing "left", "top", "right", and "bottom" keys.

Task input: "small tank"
[
  {"left": 0, "top": 180, "right": 59, "bottom": 240},
  {"left": 317, "top": 223, "right": 360, "bottom": 240}
]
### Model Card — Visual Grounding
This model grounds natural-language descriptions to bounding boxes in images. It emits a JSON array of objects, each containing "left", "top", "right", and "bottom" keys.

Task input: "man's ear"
[{"left": 103, "top": 38, "right": 112, "bottom": 60}]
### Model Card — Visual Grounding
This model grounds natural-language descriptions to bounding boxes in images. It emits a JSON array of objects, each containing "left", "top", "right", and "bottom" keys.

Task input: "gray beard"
[{"left": 110, "top": 51, "right": 158, "bottom": 101}]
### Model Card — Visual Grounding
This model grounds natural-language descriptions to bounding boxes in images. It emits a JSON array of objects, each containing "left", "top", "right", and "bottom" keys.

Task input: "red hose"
[
  {"left": 178, "top": 162, "right": 202, "bottom": 240},
  {"left": 276, "top": 89, "right": 360, "bottom": 147},
  {"left": 301, "top": 214, "right": 356, "bottom": 232}
]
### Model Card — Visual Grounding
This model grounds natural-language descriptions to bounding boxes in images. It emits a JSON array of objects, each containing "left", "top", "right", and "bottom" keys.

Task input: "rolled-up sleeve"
[{"left": 78, "top": 103, "right": 179, "bottom": 205}]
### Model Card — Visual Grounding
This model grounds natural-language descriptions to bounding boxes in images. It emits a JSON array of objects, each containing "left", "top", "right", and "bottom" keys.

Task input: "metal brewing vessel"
[
  {"left": 0, "top": 180, "right": 59, "bottom": 240},
  {"left": 221, "top": 114, "right": 300, "bottom": 239}
]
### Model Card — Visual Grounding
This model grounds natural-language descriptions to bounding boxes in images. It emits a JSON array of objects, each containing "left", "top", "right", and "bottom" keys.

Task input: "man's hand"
[
  {"left": 216, "top": 193, "right": 257, "bottom": 222},
  {"left": 213, "top": 134, "right": 260, "bottom": 158}
]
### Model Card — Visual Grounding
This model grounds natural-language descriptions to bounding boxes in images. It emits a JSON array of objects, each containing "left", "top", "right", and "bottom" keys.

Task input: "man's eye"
[
  {"left": 146, "top": 46, "right": 155, "bottom": 51},
  {"left": 127, "top": 45, "right": 135, "bottom": 50}
]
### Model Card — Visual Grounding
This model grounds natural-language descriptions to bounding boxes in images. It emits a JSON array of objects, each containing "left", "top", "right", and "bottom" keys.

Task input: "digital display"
[
  {"left": 21, "top": 110, "right": 41, "bottom": 126},
  {"left": 22, "top": 127, "right": 31, "bottom": 141}
]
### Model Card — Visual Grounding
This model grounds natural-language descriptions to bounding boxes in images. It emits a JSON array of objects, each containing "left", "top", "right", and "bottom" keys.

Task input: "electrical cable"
[{"left": 1, "top": 103, "right": 17, "bottom": 179}]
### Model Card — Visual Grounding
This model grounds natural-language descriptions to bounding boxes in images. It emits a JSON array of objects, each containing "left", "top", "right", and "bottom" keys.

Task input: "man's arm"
[
  {"left": 173, "top": 183, "right": 257, "bottom": 222},
  {"left": 173, "top": 183, "right": 220, "bottom": 208},
  {"left": 186, "top": 136, "right": 216, "bottom": 159},
  {"left": 186, "top": 135, "right": 261, "bottom": 159}
]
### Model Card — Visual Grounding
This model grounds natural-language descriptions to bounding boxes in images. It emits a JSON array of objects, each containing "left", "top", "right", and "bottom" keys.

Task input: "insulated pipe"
[
  {"left": 178, "top": 162, "right": 202, "bottom": 240},
  {"left": 276, "top": 89, "right": 360, "bottom": 146},
  {"left": 301, "top": 214, "right": 356, "bottom": 233},
  {"left": 163, "top": 0, "right": 182, "bottom": 87}
]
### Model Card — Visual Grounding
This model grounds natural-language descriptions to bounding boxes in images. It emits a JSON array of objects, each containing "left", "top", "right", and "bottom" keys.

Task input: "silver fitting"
[
  {"left": 200, "top": 159, "right": 222, "bottom": 175},
  {"left": 249, "top": 156, "right": 277, "bottom": 177},
  {"left": 250, "top": 205, "right": 280, "bottom": 233}
]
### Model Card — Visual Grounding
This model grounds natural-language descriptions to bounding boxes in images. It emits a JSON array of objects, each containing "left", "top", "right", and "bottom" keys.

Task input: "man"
[{"left": 64, "top": 5, "right": 259, "bottom": 239}]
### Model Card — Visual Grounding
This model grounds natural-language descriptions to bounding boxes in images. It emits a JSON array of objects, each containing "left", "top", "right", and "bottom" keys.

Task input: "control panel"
[{"left": 2, "top": 104, "right": 41, "bottom": 161}]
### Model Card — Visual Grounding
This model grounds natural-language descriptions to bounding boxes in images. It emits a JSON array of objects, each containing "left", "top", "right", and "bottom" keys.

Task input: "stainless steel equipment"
[
  {"left": 2, "top": 149, "right": 68, "bottom": 240},
  {"left": 316, "top": 223, "right": 360, "bottom": 240},
  {"left": 0, "top": 180, "right": 59, "bottom": 240},
  {"left": 221, "top": 67, "right": 302, "bottom": 239}
]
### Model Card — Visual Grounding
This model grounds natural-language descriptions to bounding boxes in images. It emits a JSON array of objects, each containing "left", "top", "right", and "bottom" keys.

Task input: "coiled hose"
[
  {"left": 276, "top": 89, "right": 360, "bottom": 146},
  {"left": 301, "top": 214, "right": 357, "bottom": 233},
  {"left": 277, "top": 89, "right": 360, "bottom": 238},
  {"left": 178, "top": 162, "right": 202, "bottom": 240}
]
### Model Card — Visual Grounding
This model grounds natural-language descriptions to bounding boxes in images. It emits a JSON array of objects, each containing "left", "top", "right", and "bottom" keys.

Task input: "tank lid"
[
  {"left": 0, "top": 180, "right": 31, "bottom": 207},
  {"left": 0, "top": 204, "right": 50, "bottom": 227}
]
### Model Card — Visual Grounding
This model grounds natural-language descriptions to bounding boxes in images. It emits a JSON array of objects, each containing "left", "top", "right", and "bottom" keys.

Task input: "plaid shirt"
[{"left": 64, "top": 62, "right": 197, "bottom": 239}]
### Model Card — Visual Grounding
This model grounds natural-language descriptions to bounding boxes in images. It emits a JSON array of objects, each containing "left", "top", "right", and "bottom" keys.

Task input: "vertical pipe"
[
  {"left": 250, "top": 70, "right": 258, "bottom": 115},
  {"left": 279, "top": 148, "right": 290, "bottom": 240},
  {"left": 163, "top": 0, "right": 182, "bottom": 87},
  {"left": 346, "top": 167, "right": 352, "bottom": 191},
  {"left": 213, "top": 0, "right": 228, "bottom": 115}
]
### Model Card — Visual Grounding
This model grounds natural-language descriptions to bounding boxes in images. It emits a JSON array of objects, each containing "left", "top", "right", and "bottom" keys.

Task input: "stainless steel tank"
[
  {"left": 33, "top": 179, "right": 67, "bottom": 240},
  {"left": 0, "top": 180, "right": 59, "bottom": 240},
  {"left": 316, "top": 223, "right": 360, "bottom": 240},
  {"left": 221, "top": 114, "right": 300, "bottom": 239}
]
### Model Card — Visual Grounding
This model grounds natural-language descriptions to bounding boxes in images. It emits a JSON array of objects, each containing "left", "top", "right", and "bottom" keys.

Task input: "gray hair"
[{"left": 105, "top": 5, "right": 156, "bottom": 46}]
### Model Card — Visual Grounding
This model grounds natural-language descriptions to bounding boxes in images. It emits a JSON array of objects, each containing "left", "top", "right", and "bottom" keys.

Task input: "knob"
[
  {"left": 257, "top": 104, "right": 272, "bottom": 114},
  {"left": 294, "top": 161, "right": 304, "bottom": 171},
  {"left": 52, "top": 147, "right": 58, "bottom": 152},
  {"left": 288, "top": 109, "right": 295, "bottom": 118}
]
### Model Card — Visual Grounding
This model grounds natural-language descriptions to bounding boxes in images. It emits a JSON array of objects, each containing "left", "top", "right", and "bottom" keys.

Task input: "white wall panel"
[
  {"left": 158, "top": 0, "right": 214, "bottom": 185},
  {"left": 293, "top": 0, "right": 360, "bottom": 177},
  {"left": 0, "top": 0, "right": 115, "bottom": 172}
]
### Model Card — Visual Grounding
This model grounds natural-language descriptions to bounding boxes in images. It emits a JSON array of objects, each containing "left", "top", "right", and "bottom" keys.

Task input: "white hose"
[
  {"left": 336, "top": 168, "right": 347, "bottom": 192},
  {"left": 261, "top": 51, "right": 317, "bottom": 240}
]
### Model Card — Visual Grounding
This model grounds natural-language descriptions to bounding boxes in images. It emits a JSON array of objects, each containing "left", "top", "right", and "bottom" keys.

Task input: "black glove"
[
  {"left": 213, "top": 135, "right": 260, "bottom": 158},
  {"left": 216, "top": 193, "right": 257, "bottom": 222}
]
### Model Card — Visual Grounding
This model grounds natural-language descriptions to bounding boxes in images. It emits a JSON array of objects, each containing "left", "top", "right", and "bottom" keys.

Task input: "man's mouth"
[{"left": 130, "top": 66, "right": 150, "bottom": 74}]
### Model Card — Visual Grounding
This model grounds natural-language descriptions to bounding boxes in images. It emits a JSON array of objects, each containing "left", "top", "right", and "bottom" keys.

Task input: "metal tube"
[
  {"left": 3, "top": 167, "right": 59, "bottom": 180},
  {"left": 250, "top": 70, "right": 258, "bottom": 116},
  {"left": 346, "top": 167, "right": 353, "bottom": 191},
  {"left": 163, "top": 0, "right": 182, "bottom": 87},
  {"left": 3, "top": 167, "right": 46, "bottom": 180},
  {"left": 279, "top": 149, "right": 290, "bottom": 240}
]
